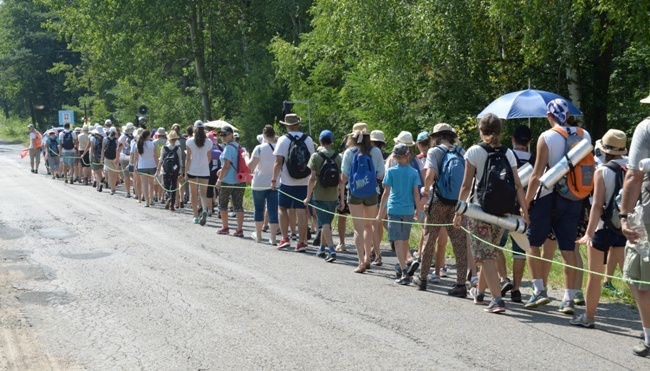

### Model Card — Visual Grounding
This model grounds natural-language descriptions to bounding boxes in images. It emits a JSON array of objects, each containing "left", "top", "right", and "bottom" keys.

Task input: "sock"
[
  {"left": 533, "top": 279, "right": 544, "bottom": 294},
  {"left": 565, "top": 289, "right": 575, "bottom": 302},
  {"left": 644, "top": 328, "right": 650, "bottom": 346},
  {"left": 493, "top": 296, "right": 503, "bottom": 302},
  {"left": 329, "top": 245, "right": 335, "bottom": 254},
  {"left": 318, "top": 245, "right": 326, "bottom": 252}
]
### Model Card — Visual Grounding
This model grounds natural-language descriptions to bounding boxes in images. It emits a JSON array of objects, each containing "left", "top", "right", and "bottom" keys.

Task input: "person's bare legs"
[
  {"left": 541, "top": 238, "right": 557, "bottom": 288},
  {"left": 573, "top": 243, "right": 585, "bottom": 293},
  {"left": 349, "top": 204, "right": 367, "bottom": 265},
  {"left": 605, "top": 246, "right": 625, "bottom": 286},
  {"left": 337, "top": 214, "right": 347, "bottom": 248},
  {"left": 584, "top": 247, "right": 605, "bottom": 319},
  {"left": 289, "top": 208, "right": 297, "bottom": 237},
  {"left": 278, "top": 206, "right": 290, "bottom": 241}
]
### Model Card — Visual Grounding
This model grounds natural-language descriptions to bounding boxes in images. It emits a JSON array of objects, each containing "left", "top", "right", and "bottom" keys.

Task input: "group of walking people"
[{"left": 25, "top": 97, "right": 650, "bottom": 358}]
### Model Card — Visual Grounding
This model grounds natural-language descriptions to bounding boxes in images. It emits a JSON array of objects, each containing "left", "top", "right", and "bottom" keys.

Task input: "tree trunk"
[{"left": 188, "top": 3, "right": 211, "bottom": 121}]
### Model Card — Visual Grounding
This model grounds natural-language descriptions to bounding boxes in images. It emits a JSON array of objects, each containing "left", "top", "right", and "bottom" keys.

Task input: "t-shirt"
[
  {"left": 78, "top": 133, "right": 89, "bottom": 154},
  {"left": 596, "top": 158, "right": 628, "bottom": 230},
  {"left": 512, "top": 148, "right": 532, "bottom": 165},
  {"left": 186, "top": 137, "right": 211, "bottom": 177},
  {"left": 273, "top": 131, "right": 315, "bottom": 186},
  {"left": 158, "top": 143, "right": 183, "bottom": 175},
  {"left": 220, "top": 141, "right": 240, "bottom": 185},
  {"left": 137, "top": 140, "right": 157, "bottom": 169},
  {"left": 251, "top": 142, "right": 276, "bottom": 189},
  {"left": 383, "top": 164, "right": 421, "bottom": 215},
  {"left": 29, "top": 132, "right": 40, "bottom": 149},
  {"left": 538, "top": 126, "right": 592, "bottom": 198},
  {"left": 152, "top": 137, "right": 167, "bottom": 158},
  {"left": 45, "top": 136, "right": 59, "bottom": 156},
  {"left": 464, "top": 144, "right": 518, "bottom": 205},
  {"left": 118, "top": 133, "right": 134, "bottom": 158},
  {"left": 307, "top": 147, "right": 342, "bottom": 201},
  {"left": 341, "top": 146, "right": 386, "bottom": 180},
  {"left": 129, "top": 140, "right": 138, "bottom": 165},
  {"left": 58, "top": 130, "right": 77, "bottom": 153},
  {"left": 425, "top": 145, "right": 466, "bottom": 177},
  {"left": 627, "top": 118, "right": 650, "bottom": 224}
]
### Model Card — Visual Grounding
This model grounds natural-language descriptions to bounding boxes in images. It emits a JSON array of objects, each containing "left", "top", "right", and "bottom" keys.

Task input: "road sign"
[{"left": 58, "top": 110, "right": 75, "bottom": 126}]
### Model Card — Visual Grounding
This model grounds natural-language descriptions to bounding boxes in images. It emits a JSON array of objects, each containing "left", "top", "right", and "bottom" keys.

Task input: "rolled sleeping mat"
[
  {"left": 455, "top": 201, "right": 528, "bottom": 234},
  {"left": 539, "top": 139, "right": 593, "bottom": 190}
]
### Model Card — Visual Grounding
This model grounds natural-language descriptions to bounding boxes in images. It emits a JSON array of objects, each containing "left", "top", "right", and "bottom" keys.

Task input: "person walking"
[
  {"left": 101, "top": 127, "right": 120, "bottom": 195},
  {"left": 185, "top": 120, "right": 212, "bottom": 225},
  {"left": 44, "top": 130, "right": 61, "bottom": 179},
  {"left": 171, "top": 123, "right": 187, "bottom": 208},
  {"left": 130, "top": 128, "right": 144, "bottom": 202},
  {"left": 248, "top": 125, "right": 279, "bottom": 245},
  {"left": 27, "top": 124, "right": 42, "bottom": 174},
  {"left": 89, "top": 126, "right": 106, "bottom": 191},
  {"left": 133, "top": 129, "right": 158, "bottom": 207},
  {"left": 215, "top": 125, "right": 246, "bottom": 236},
  {"left": 118, "top": 122, "right": 135, "bottom": 198},
  {"left": 78, "top": 125, "right": 91, "bottom": 185},
  {"left": 157, "top": 130, "right": 183, "bottom": 211}
]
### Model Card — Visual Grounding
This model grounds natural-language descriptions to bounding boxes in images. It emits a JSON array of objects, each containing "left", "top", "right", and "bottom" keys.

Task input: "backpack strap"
[{"left": 227, "top": 142, "right": 240, "bottom": 172}]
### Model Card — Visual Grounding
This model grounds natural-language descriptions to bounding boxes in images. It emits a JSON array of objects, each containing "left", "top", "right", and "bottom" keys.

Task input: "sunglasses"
[{"left": 219, "top": 133, "right": 230, "bottom": 137}]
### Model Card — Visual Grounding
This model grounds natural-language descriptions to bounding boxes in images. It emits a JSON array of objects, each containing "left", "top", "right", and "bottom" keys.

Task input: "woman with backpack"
[
  {"left": 185, "top": 120, "right": 212, "bottom": 225},
  {"left": 133, "top": 129, "right": 158, "bottom": 207},
  {"left": 248, "top": 125, "right": 279, "bottom": 244},
  {"left": 157, "top": 130, "right": 183, "bottom": 212},
  {"left": 130, "top": 128, "right": 143, "bottom": 202},
  {"left": 45, "top": 130, "right": 61, "bottom": 179},
  {"left": 89, "top": 127, "right": 105, "bottom": 191},
  {"left": 571, "top": 130, "right": 628, "bottom": 328},
  {"left": 206, "top": 130, "right": 222, "bottom": 217},
  {"left": 215, "top": 125, "right": 246, "bottom": 236},
  {"left": 340, "top": 123, "right": 386, "bottom": 273},
  {"left": 101, "top": 127, "right": 120, "bottom": 195},
  {"left": 452, "top": 114, "right": 528, "bottom": 313}
]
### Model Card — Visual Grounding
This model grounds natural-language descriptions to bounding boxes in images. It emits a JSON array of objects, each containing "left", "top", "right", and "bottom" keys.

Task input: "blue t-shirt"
[
  {"left": 383, "top": 164, "right": 421, "bottom": 216},
  {"left": 220, "top": 142, "right": 240, "bottom": 184}
]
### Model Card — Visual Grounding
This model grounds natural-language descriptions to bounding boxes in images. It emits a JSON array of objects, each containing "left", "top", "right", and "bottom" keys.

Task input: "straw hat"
[
  {"left": 168, "top": 130, "right": 180, "bottom": 140},
  {"left": 280, "top": 114, "right": 301, "bottom": 125},
  {"left": 596, "top": 129, "right": 627, "bottom": 156},
  {"left": 370, "top": 130, "right": 385, "bottom": 143},
  {"left": 350, "top": 122, "right": 369, "bottom": 135},
  {"left": 430, "top": 123, "right": 457, "bottom": 137},
  {"left": 394, "top": 131, "right": 415, "bottom": 146}
]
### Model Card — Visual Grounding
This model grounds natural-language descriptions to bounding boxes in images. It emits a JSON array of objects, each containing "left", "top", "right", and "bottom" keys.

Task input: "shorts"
[
  {"left": 48, "top": 156, "right": 60, "bottom": 170},
  {"left": 468, "top": 218, "right": 504, "bottom": 261},
  {"left": 313, "top": 200, "right": 337, "bottom": 227},
  {"left": 62, "top": 151, "right": 75, "bottom": 166},
  {"left": 29, "top": 148, "right": 41, "bottom": 164},
  {"left": 388, "top": 214, "right": 414, "bottom": 242},
  {"left": 527, "top": 194, "right": 581, "bottom": 251},
  {"left": 336, "top": 187, "right": 350, "bottom": 215},
  {"left": 81, "top": 152, "right": 90, "bottom": 167},
  {"left": 104, "top": 161, "right": 119, "bottom": 173},
  {"left": 499, "top": 231, "right": 527, "bottom": 260},
  {"left": 138, "top": 168, "right": 156, "bottom": 176},
  {"left": 623, "top": 236, "right": 650, "bottom": 291},
  {"left": 278, "top": 184, "right": 308, "bottom": 209},
  {"left": 187, "top": 174, "right": 210, "bottom": 180},
  {"left": 592, "top": 228, "right": 627, "bottom": 264},
  {"left": 219, "top": 183, "right": 245, "bottom": 212},
  {"left": 348, "top": 192, "right": 378, "bottom": 206},
  {"left": 120, "top": 158, "right": 131, "bottom": 177},
  {"left": 90, "top": 163, "right": 102, "bottom": 171}
]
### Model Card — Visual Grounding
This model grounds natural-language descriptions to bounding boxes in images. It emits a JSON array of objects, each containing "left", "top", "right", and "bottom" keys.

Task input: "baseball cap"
[
  {"left": 220, "top": 125, "right": 234, "bottom": 134},
  {"left": 416, "top": 131, "right": 429, "bottom": 142},
  {"left": 392, "top": 143, "right": 410, "bottom": 157},
  {"left": 319, "top": 130, "right": 333, "bottom": 142},
  {"left": 193, "top": 120, "right": 204, "bottom": 128}
]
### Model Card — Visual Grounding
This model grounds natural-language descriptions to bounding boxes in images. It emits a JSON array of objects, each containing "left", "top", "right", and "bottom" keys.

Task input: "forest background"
[{"left": 1, "top": 0, "right": 650, "bottom": 150}]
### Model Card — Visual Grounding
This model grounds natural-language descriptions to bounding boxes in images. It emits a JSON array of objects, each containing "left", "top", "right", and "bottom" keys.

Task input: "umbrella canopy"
[
  {"left": 477, "top": 89, "right": 583, "bottom": 119},
  {"left": 204, "top": 120, "right": 239, "bottom": 131}
]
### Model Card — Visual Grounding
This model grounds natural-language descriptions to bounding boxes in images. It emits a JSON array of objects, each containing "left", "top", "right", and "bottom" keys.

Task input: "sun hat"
[
  {"left": 109, "top": 127, "right": 117, "bottom": 134},
  {"left": 349, "top": 122, "right": 370, "bottom": 144},
  {"left": 168, "top": 130, "right": 180, "bottom": 140},
  {"left": 430, "top": 123, "right": 457, "bottom": 137},
  {"left": 394, "top": 131, "right": 415, "bottom": 146},
  {"left": 370, "top": 130, "right": 385, "bottom": 143},
  {"left": 280, "top": 114, "right": 301, "bottom": 125},
  {"left": 194, "top": 120, "right": 204, "bottom": 128},
  {"left": 416, "top": 131, "right": 429, "bottom": 142},
  {"left": 123, "top": 122, "right": 134, "bottom": 133},
  {"left": 47, "top": 130, "right": 56, "bottom": 135},
  {"left": 547, "top": 98, "right": 569, "bottom": 124},
  {"left": 392, "top": 143, "right": 410, "bottom": 157},
  {"left": 234, "top": 132, "right": 240, "bottom": 139},
  {"left": 319, "top": 130, "right": 333, "bottom": 142},
  {"left": 27, "top": 124, "right": 34, "bottom": 129},
  {"left": 157, "top": 127, "right": 167, "bottom": 136},
  {"left": 134, "top": 128, "right": 144, "bottom": 139},
  {"left": 74, "top": 127, "right": 81, "bottom": 133},
  {"left": 641, "top": 94, "right": 650, "bottom": 104},
  {"left": 104, "top": 119, "right": 112, "bottom": 126},
  {"left": 91, "top": 127, "right": 106, "bottom": 137},
  {"left": 82, "top": 125, "right": 90, "bottom": 132},
  {"left": 596, "top": 129, "right": 627, "bottom": 156}
]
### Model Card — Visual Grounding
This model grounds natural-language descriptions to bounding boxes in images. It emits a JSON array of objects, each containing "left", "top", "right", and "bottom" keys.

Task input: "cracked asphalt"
[{"left": 0, "top": 140, "right": 648, "bottom": 370}]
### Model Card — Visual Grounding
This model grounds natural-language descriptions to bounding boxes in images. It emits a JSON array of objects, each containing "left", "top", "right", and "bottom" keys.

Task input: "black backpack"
[
  {"left": 62, "top": 130, "right": 75, "bottom": 150},
  {"left": 162, "top": 146, "right": 180, "bottom": 174},
  {"left": 601, "top": 162, "right": 626, "bottom": 235},
  {"left": 285, "top": 133, "right": 311, "bottom": 179},
  {"left": 92, "top": 136, "right": 103, "bottom": 162},
  {"left": 104, "top": 137, "right": 117, "bottom": 160},
  {"left": 476, "top": 143, "right": 517, "bottom": 216},
  {"left": 318, "top": 151, "right": 339, "bottom": 188}
]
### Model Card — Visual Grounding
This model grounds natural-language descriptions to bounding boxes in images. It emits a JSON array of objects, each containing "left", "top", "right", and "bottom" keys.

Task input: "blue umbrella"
[{"left": 477, "top": 89, "right": 583, "bottom": 119}]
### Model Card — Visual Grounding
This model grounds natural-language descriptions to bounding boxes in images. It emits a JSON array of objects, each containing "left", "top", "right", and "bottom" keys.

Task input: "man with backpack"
[
  {"left": 524, "top": 99, "right": 594, "bottom": 314},
  {"left": 45, "top": 130, "right": 61, "bottom": 179},
  {"left": 102, "top": 127, "right": 120, "bottom": 195},
  {"left": 304, "top": 130, "right": 342, "bottom": 262},
  {"left": 59, "top": 123, "right": 78, "bottom": 184},
  {"left": 118, "top": 122, "right": 135, "bottom": 198},
  {"left": 27, "top": 124, "right": 42, "bottom": 174},
  {"left": 215, "top": 125, "right": 247, "bottom": 237},
  {"left": 271, "top": 114, "right": 315, "bottom": 251}
]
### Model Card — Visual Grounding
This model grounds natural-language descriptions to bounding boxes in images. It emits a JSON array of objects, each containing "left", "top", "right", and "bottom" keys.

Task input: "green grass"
[{"left": 0, "top": 116, "right": 32, "bottom": 145}]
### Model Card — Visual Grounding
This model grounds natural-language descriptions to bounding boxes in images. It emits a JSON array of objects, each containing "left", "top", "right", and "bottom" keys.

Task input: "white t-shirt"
[
  {"left": 538, "top": 126, "right": 592, "bottom": 198},
  {"left": 464, "top": 144, "right": 518, "bottom": 205},
  {"left": 273, "top": 131, "right": 315, "bottom": 186},
  {"left": 78, "top": 133, "right": 89, "bottom": 153},
  {"left": 118, "top": 133, "right": 134, "bottom": 159},
  {"left": 251, "top": 142, "right": 276, "bottom": 189},
  {"left": 129, "top": 140, "right": 138, "bottom": 165},
  {"left": 29, "top": 132, "right": 37, "bottom": 149},
  {"left": 596, "top": 158, "right": 628, "bottom": 230},
  {"left": 137, "top": 140, "right": 157, "bottom": 169},
  {"left": 186, "top": 137, "right": 211, "bottom": 177},
  {"left": 58, "top": 130, "right": 77, "bottom": 153}
]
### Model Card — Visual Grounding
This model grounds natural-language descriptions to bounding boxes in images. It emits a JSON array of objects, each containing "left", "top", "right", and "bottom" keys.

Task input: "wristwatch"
[{"left": 619, "top": 214, "right": 628, "bottom": 219}]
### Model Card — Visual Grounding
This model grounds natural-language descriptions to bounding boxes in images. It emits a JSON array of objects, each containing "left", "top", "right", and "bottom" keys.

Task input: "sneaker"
[
  {"left": 395, "top": 276, "right": 413, "bottom": 285},
  {"left": 312, "top": 229, "right": 321, "bottom": 246},
  {"left": 510, "top": 289, "right": 522, "bottom": 303},
  {"left": 448, "top": 284, "right": 468, "bottom": 298},
  {"left": 632, "top": 341, "right": 650, "bottom": 358},
  {"left": 574, "top": 291, "right": 585, "bottom": 306},
  {"left": 470, "top": 276, "right": 479, "bottom": 287},
  {"left": 216, "top": 227, "right": 229, "bottom": 235},
  {"left": 250, "top": 232, "right": 262, "bottom": 243},
  {"left": 295, "top": 242, "right": 307, "bottom": 252},
  {"left": 229, "top": 211, "right": 236, "bottom": 218},
  {"left": 427, "top": 273, "right": 441, "bottom": 284},
  {"left": 413, "top": 276, "right": 427, "bottom": 291},
  {"left": 291, "top": 233, "right": 298, "bottom": 241},
  {"left": 199, "top": 211, "right": 208, "bottom": 226},
  {"left": 110, "top": 189, "right": 116, "bottom": 195},
  {"left": 316, "top": 246, "right": 327, "bottom": 259},
  {"left": 233, "top": 229, "right": 244, "bottom": 237},
  {"left": 325, "top": 253, "right": 337, "bottom": 263},
  {"left": 145, "top": 200, "right": 150, "bottom": 207},
  {"left": 558, "top": 300, "right": 575, "bottom": 315},
  {"left": 277, "top": 238, "right": 291, "bottom": 249},
  {"left": 569, "top": 313, "right": 595, "bottom": 329},
  {"left": 440, "top": 266, "right": 448, "bottom": 277},
  {"left": 470, "top": 287, "right": 485, "bottom": 305},
  {"left": 500, "top": 278, "right": 514, "bottom": 297},
  {"left": 406, "top": 260, "right": 420, "bottom": 277},
  {"left": 524, "top": 290, "right": 551, "bottom": 309},
  {"left": 125, "top": 193, "right": 131, "bottom": 198},
  {"left": 603, "top": 281, "right": 621, "bottom": 295},
  {"left": 484, "top": 299, "right": 506, "bottom": 314},
  {"left": 193, "top": 217, "right": 199, "bottom": 224},
  {"left": 335, "top": 243, "right": 346, "bottom": 252},
  {"left": 394, "top": 264, "right": 403, "bottom": 279}
]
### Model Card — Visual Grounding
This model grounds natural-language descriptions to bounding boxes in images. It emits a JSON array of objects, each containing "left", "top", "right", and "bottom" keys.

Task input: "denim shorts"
[
  {"left": 278, "top": 184, "right": 307, "bottom": 209},
  {"left": 62, "top": 151, "right": 75, "bottom": 166},
  {"left": 138, "top": 168, "right": 156, "bottom": 176},
  {"left": 252, "top": 189, "right": 278, "bottom": 223},
  {"left": 527, "top": 194, "right": 581, "bottom": 251},
  {"left": 388, "top": 214, "right": 413, "bottom": 242},
  {"left": 313, "top": 200, "right": 337, "bottom": 227}
]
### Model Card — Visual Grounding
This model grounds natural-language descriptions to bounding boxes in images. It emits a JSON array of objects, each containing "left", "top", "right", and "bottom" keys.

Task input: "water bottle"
[
  {"left": 628, "top": 204, "right": 650, "bottom": 262},
  {"left": 539, "top": 139, "right": 593, "bottom": 190},
  {"left": 455, "top": 201, "right": 528, "bottom": 234},
  {"left": 518, "top": 163, "right": 533, "bottom": 188},
  {"left": 639, "top": 158, "right": 650, "bottom": 173}
]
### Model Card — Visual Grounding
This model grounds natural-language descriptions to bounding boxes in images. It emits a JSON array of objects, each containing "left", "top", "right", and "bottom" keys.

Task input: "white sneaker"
[
  {"left": 427, "top": 273, "right": 441, "bottom": 284},
  {"left": 250, "top": 232, "right": 261, "bottom": 243}
]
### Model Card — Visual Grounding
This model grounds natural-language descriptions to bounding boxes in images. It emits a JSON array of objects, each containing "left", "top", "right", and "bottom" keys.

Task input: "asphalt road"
[{"left": 0, "top": 140, "right": 647, "bottom": 370}]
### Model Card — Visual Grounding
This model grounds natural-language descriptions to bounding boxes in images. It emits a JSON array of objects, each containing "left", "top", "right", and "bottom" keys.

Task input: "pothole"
[
  {"left": 37, "top": 228, "right": 76, "bottom": 240},
  {"left": 61, "top": 252, "right": 112, "bottom": 260},
  {"left": 0, "top": 250, "right": 31, "bottom": 261},
  {"left": 0, "top": 227, "right": 25, "bottom": 240},
  {"left": 19, "top": 291, "right": 75, "bottom": 306}
]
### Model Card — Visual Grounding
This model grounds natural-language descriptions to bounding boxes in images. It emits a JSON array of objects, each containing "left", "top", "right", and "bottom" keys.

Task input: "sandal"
[
  {"left": 217, "top": 227, "right": 230, "bottom": 235},
  {"left": 335, "top": 243, "right": 346, "bottom": 252},
  {"left": 364, "top": 260, "right": 371, "bottom": 270},
  {"left": 371, "top": 257, "right": 383, "bottom": 266},
  {"left": 354, "top": 264, "right": 366, "bottom": 273}
]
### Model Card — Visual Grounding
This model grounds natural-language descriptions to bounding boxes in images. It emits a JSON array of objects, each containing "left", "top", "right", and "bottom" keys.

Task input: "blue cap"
[
  {"left": 319, "top": 130, "right": 333, "bottom": 141},
  {"left": 392, "top": 143, "right": 410, "bottom": 157},
  {"left": 416, "top": 131, "right": 429, "bottom": 142},
  {"left": 547, "top": 98, "right": 569, "bottom": 124}
]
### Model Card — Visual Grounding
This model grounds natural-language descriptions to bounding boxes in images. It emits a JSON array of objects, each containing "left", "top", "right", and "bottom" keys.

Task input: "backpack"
[
  {"left": 349, "top": 147, "right": 377, "bottom": 198},
  {"left": 92, "top": 136, "right": 103, "bottom": 162},
  {"left": 434, "top": 145, "right": 466, "bottom": 205},
  {"left": 476, "top": 143, "right": 517, "bottom": 216},
  {"left": 33, "top": 131, "right": 42, "bottom": 149},
  {"left": 228, "top": 143, "right": 251, "bottom": 182},
  {"left": 48, "top": 137, "right": 59, "bottom": 157},
  {"left": 62, "top": 130, "right": 75, "bottom": 150},
  {"left": 123, "top": 134, "right": 133, "bottom": 156},
  {"left": 318, "top": 151, "right": 339, "bottom": 188},
  {"left": 601, "top": 162, "right": 626, "bottom": 235},
  {"left": 552, "top": 126, "right": 596, "bottom": 201},
  {"left": 162, "top": 146, "right": 180, "bottom": 174},
  {"left": 104, "top": 137, "right": 117, "bottom": 160},
  {"left": 284, "top": 133, "right": 311, "bottom": 179}
]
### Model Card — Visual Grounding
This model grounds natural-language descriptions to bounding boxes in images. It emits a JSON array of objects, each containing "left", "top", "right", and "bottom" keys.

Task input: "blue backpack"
[
  {"left": 48, "top": 137, "right": 60, "bottom": 157},
  {"left": 434, "top": 145, "right": 465, "bottom": 205},
  {"left": 349, "top": 147, "right": 377, "bottom": 198}
]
